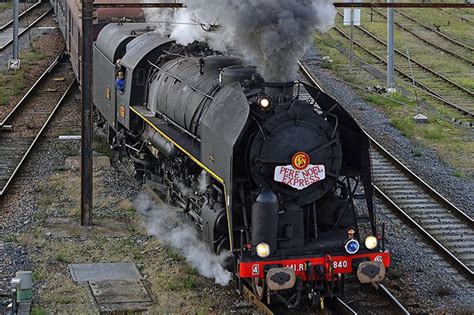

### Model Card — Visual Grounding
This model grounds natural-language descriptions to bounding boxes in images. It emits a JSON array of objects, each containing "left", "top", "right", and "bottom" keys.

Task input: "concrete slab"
[
  {"left": 90, "top": 279, "right": 152, "bottom": 312},
  {"left": 69, "top": 263, "right": 141, "bottom": 283},
  {"left": 413, "top": 113, "right": 428, "bottom": 124}
]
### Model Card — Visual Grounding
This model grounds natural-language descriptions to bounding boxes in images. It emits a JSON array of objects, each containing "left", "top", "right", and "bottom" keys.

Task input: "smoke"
[
  {"left": 142, "top": 0, "right": 336, "bottom": 81},
  {"left": 197, "top": 171, "right": 209, "bottom": 194},
  {"left": 141, "top": 0, "right": 176, "bottom": 34},
  {"left": 135, "top": 193, "right": 232, "bottom": 286}
]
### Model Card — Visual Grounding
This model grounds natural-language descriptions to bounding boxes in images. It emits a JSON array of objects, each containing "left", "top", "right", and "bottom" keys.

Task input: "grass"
[
  {"left": 3, "top": 234, "right": 18, "bottom": 243},
  {"left": 353, "top": 8, "right": 472, "bottom": 91},
  {"left": 411, "top": 148, "right": 423, "bottom": 157},
  {"left": 18, "top": 165, "right": 223, "bottom": 312},
  {"left": 404, "top": 5, "right": 474, "bottom": 46},
  {"left": 0, "top": 2, "right": 13, "bottom": 10},
  {"left": 0, "top": 48, "right": 45, "bottom": 106},
  {"left": 392, "top": 116, "right": 416, "bottom": 138},
  {"left": 31, "top": 306, "right": 47, "bottom": 315},
  {"left": 421, "top": 126, "right": 444, "bottom": 141},
  {"left": 93, "top": 132, "right": 115, "bottom": 158}
]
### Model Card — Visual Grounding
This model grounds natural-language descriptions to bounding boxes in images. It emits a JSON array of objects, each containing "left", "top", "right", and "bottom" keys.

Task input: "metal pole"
[
  {"left": 387, "top": 0, "right": 395, "bottom": 91},
  {"left": 81, "top": 0, "right": 94, "bottom": 226},
  {"left": 349, "top": 8, "right": 354, "bottom": 72},
  {"left": 13, "top": 0, "right": 19, "bottom": 59}
]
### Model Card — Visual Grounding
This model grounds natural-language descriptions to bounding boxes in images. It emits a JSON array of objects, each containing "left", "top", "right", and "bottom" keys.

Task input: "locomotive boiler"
[{"left": 93, "top": 23, "right": 390, "bottom": 307}]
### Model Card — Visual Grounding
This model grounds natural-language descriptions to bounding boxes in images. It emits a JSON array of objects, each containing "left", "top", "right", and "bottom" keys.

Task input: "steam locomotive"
[
  {"left": 51, "top": 0, "right": 390, "bottom": 305},
  {"left": 89, "top": 22, "right": 390, "bottom": 306}
]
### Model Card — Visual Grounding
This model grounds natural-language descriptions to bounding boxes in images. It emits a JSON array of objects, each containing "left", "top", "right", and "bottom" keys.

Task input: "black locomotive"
[{"left": 91, "top": 23, "right": 390, "bottom": 307}]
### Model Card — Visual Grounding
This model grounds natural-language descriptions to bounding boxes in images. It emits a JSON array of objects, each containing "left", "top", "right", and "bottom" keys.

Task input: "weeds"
[
  {"left": 0, "top": 49, "right": 46, "bottom": 106},
  {"left": 422, "top": 127, "right": 444, "bottom": 141},
  {"left": 392, "top": 116, "right": 416, "bottom": 138},
  {"left": 164, "top": 273, "right": 197, "bottom": 291},
  {"left": 31, "top": 306, "right": 47, "bottom": 315},
  {"left": 411, "top": 148, "right": 423, "bottom": 157},
  {"left": 3, "top": 234, "right": 18, "bottom": 243}
]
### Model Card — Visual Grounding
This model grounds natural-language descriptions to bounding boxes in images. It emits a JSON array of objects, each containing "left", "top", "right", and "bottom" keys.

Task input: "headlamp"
[
  {"left": 256, "top": 242, "right": 270, "bottom": 258},
  {"left": 257, "top": 96, "right": 271, "bottom": 110},
  {"left": 364, "top": 236, "right": 378, "bottom": 250},
  {"left": 344, "top": 239, "right": 360, "bottom": 255}
]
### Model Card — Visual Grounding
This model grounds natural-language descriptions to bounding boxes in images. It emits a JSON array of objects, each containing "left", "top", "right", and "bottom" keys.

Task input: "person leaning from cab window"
[{"left": 115, "top": 70, "right": 125, "bottom": 93}]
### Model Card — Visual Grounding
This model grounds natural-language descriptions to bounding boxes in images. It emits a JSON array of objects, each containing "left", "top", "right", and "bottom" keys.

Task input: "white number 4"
[{"left": 252, "top": 264, "right": 259, "bottom": 275}]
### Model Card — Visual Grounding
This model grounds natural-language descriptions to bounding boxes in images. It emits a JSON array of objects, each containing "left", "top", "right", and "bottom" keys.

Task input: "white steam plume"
[
  {"left": 141, "top": 0, "right": 336, "bottom": 82},
  {"left": 135, "top": 193, "right": 231, "bottom": 286},
  {"left": 141, "top": 0, "right": 176, "bottom": 34}
]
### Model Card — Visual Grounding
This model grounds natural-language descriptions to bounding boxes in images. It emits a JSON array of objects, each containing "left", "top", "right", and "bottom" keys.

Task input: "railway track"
[
  {"left": 370, "top": 9, "right": 473, "bottom": 66},
  {"left": 327, "top": 283, "right": 409, "bottom": 315},
  {"left": 0, "top": 50, "right": 75, "bottom": 196},
  {"left": 395, "top": 10, "right": 474, "bottom": 53},
  {"left": 243, "top": 278, "right": 409, "bottom": 314},
  {"left": 440, "top": 8, "right": 474, "bottom": 24},
  {"left": 0, "top": 1, "right": 42, "bottom": 31},
  {"left": 371, "top": 141, "right": 474, "bottom": 280},
  {"left": 299, "top": 61, "right": 474, "bottom": 283},
  {"left": 0, "top": 1, "right": 52, "bottom": 52},
  {"left": 334, "top": 13, "right": 474, "bottom": 118}
]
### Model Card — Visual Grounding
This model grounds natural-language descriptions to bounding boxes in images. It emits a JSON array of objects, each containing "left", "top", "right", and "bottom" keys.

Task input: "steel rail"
[
  {"left": 440, "top": 8, "right": 474, "bottom": 24},
  {"left": 370, "top": 9, "right": 473, "bottom": 66},
  {"left": 242, "top": 284, "right": 274, "bottom": 315},
  {"left": 328, "top": 297, "right": 358, "bottom": 315},
  {"left": 0, "top": 8, "right": 52, "bottom": 52},
  {"left": 0, "top": 48, "right": 65, "bottom": 127},
  {"left": 377, "top": 284, "right": 410, "bottom": 315},
  {"left": 336, "top": 11, "right": 474, "bottom": 97},
  {"left": 298, "top": 61, "right": 474, "bottom": 281},
  {"left": 0, "top": 80, "right": 75, "bottom": 196},
  {"left": 0, "top": 1, "right": 42, "bottom": 31},
  {"left": 332, "top": 26, "right": 474, "bottom": 117},
  {"left": 395, "top": 10, "right": 474, "bottom": 52}
]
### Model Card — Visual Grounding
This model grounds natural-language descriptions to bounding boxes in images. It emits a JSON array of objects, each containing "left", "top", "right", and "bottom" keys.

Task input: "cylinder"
[
  {"left": 251, "top": 190, "right": 279, "bottom": 253},
  {"left": 146, "top": 127, "right": 177, "bottom": 159}
]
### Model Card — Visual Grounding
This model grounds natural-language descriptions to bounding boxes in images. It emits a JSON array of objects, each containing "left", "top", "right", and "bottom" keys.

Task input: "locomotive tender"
[{"left": 51, "top": 0, "right": 391, "bottom": 306}]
